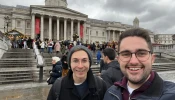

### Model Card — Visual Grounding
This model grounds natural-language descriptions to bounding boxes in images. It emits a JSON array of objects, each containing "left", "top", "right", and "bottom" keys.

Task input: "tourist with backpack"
[{"left": 47, "top": 45, "right": 107, "bottom": 100}]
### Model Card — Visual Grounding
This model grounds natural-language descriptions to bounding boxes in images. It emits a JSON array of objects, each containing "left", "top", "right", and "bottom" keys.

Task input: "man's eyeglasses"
[
  {"left": 118, "top": 50, "right": 152, "bottom": 62},
  {"left": 71, "top": 59, "right": 90, "bottom": 66}
]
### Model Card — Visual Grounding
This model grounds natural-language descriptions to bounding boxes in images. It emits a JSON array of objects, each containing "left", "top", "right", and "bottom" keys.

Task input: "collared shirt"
[{"left": 114, "top": 71, "right": 155, "bottom": 100}]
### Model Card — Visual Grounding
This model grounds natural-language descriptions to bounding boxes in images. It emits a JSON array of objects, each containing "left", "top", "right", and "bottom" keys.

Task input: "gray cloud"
[
  {"left": 0, "top": 0, "right": 44, "bottom": 6},
  {"left": 0, "top": 0, "right": 175, "bottom": 34}
]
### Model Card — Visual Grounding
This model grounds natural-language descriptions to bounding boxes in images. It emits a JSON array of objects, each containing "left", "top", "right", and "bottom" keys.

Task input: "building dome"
[
  {"left": 133, "top": 17, "right": 139, "bottom": 22},
  {"left": 133, "top": 17, "right": 139, "bottom": 28}
]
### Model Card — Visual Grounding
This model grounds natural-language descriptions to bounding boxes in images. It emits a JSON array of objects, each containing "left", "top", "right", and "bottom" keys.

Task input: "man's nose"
[
  {"left": 129, "top": 54, "right": 139, "bottom": 63},
  {"left": 77, "top": 61, "right": 83, "bottom": 68}
]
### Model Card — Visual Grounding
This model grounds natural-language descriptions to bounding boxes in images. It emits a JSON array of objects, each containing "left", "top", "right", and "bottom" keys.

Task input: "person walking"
[
  {"left": 61, "top": 51, "right": 69, "bottom": 77},
  {"left": 96, "top": 49, "right": 101, "bottom": 64},
  {"left": 40, "top": 41, "right": 45, "bottom": 54},
  {"left": 48, "top": 39, "right": 53, "bottom": 53},
  {"left": 104, "top": 28, "right": 175, "bottom": 100},
  {"left": 47, "top": 45, "right": 107, "bottom": 100}
]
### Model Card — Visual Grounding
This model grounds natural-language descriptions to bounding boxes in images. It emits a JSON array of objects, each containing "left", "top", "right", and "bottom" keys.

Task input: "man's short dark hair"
[
  {"left": 118, "top": 28, "right": 153, "bottom": 53},
  {"left": 102, "top": 48, "right": 116, "bottom": 60}
]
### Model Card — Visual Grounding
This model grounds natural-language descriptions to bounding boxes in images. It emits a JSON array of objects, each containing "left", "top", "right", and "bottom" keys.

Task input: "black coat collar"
[{"left": 64, "top": 69, "right": 97, "bottom": 89}]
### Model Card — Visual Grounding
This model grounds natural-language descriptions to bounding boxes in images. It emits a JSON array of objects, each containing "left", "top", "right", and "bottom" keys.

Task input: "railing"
[
  {"left": 0, "top": 37, "right": 8, "bottom": 51},
  {"left": 33, "top": 42, "right": 45, "bottom": 82},
  {"left": 154, "top": 52, "right": 175, "bottom": 59},
  {"left": 0, "top": 36, "right": 10, "bottom": 59}
]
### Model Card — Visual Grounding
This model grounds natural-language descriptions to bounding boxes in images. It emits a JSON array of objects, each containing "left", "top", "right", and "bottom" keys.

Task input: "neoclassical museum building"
[{"left": 0, "top": 0, "right": 155, "bottom": 43}]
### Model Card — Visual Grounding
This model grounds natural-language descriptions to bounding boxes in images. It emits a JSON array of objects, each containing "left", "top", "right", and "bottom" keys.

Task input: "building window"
[
  {"left": 96, "top": 31, "right": 98, "bottom": 36},
  {"left": 16, "top": 20, "right": 21, "bottom": 27},
  {"left": 26, "top": 22, "right": 31, "bottom": 28},
  {"left": 102, "top": 32, "right": 104, "bottom": 36}
]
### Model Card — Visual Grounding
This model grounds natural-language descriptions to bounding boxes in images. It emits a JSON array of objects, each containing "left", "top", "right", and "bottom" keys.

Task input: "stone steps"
[
  {"left": 7, "top": 49, "right": 33, "bottom": 52},
  {"left": 0, "top": 65, "right": 37, "bottom": 68},
  {"left": 0, "top": 48, "right": 38, "bottom": 85},
  {"left": 0, "top": 79, "right": 33, "bottom": 84},
  {"left": 0, "top": 70, "right": 34, "bottom": 84}
]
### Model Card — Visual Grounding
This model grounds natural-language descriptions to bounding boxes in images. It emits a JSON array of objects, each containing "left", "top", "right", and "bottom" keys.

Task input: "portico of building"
[{"left": 30, "top": 6, "right": 88, "bottom": 41}]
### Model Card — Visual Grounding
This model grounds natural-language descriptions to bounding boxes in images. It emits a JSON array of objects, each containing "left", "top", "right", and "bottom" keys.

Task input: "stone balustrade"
[{"left": 0, "top": 37, "right": 10, "bottom": 58}]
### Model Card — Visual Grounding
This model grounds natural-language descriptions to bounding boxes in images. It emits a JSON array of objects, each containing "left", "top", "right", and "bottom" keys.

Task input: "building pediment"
[{"left": 31, "top": 5, "right": 87, "bottom": 17}]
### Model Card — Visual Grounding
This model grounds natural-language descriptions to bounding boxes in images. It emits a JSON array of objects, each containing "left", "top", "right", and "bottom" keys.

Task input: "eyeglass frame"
[
  {"left": 71, "top": 58, "right": 90, "bottom": 66},
  {"left": 118, "top": 50, "right": 153, "bottom": 62}
]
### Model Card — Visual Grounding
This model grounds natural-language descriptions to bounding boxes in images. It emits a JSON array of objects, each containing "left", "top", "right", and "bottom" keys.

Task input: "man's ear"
[{"left": 151, "top": 54, "right": 156, "bottom": 64}]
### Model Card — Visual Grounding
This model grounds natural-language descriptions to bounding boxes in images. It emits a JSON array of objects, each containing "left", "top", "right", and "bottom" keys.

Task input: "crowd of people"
[{"left": 10, "top": 36, "right": 33, "bottom": 49}]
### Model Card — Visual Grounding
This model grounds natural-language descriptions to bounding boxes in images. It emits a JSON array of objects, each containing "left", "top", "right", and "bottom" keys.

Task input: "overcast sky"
[{"left": 0, "top": 0, "right": 175, "bottom": 34}]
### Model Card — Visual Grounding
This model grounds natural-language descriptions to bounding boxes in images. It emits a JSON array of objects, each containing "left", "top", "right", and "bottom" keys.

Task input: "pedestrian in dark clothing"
[
  {"left": 27, "top": 37, "right": 33, "bottom": 49},
  {"left": 96, "top": 49, "right": 101, "bottom": 64},
  {"left": 100, "top": 48, "right": 123, "bottom": 88},
  {"left": 47, "top": 45, "right": 107, "bottom": 100},
  {"left": 104, "top": 28, "right": 175, "bottom": 100},
  {"left": 99, "top": 59, "right": 107, "bottom": 73},
  {"left": 47, "top": 57, "right": 62, "bottom": 85},
  {"left": 61, "top": 51, "right": 69, "bottom": 77}
]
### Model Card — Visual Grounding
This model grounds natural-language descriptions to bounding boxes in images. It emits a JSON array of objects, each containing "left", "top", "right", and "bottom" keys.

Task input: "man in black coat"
[
  {"left": 47, "top": 45, "right": 107, "bottom": 100},
  {"left": 101, "top": 48, "right": 123, "bottom": 88}
]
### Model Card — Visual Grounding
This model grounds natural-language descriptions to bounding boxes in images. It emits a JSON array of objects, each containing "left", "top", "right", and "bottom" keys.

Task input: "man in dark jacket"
[
  {"left": 99, "top": 59, "right": 107, "bottom": 73},
  {"left": 47, "top": 45, "right": 107, "bottom": 100},
  {"left": 100, "top": 48, "right": 123, "bottom": 88},
  {"left": 104, "top": 28, "right": 175, "bottom": 100},
  {"left": 61, "top": 51, "right": 69, "bottom": 77}
]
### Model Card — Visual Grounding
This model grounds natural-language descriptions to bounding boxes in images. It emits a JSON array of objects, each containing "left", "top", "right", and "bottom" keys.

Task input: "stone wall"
[{"left": 0, "top": 37, "right": 9, "bottom": 58}]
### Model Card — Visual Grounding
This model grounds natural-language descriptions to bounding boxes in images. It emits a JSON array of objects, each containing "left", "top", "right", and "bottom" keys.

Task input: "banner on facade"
[
  {"left": 80, "top": 24, "right": 84, "bottom": 38},
  {"left": 35, "top": 18, "right": 40, "bottom": 34}
]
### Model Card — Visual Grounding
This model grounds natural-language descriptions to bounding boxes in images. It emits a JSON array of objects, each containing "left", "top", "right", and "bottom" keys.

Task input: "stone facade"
[
  {"left": 0, "top": 0, "right": 155, "bottom": 44},
  {"left": 154, "top": 34, "right": 174, "bottom": 44}
]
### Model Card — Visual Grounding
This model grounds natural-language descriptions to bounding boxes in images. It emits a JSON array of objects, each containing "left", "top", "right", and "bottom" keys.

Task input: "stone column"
[
  {"left": 12, "top": 18, "right": 15, "bottom": 29},
  {"left": 57, "top": 17, "right": 60, "bottom": 40},
  {"left": 113, "top": 30, "right": 115, "bottom": 41},
  {"left": 88, "top": 28, "right": 91, "bottom": 43},
  {"left": 22, "top": 19, "right": 25, "bottom": 35},
  {"left": 64, "top": 18, "right": 67, "bottom": 40},
  {"left": 49, "top": 16, "right": 52, "bottom": 40},
  {"left": 83, "top": 22, "right": 86, "bottom": 42},
  {"left": 31, "top": 14, "right": 35, "bottom": 39},
  {"left": 71, "top": 19, "right": 74, "bottom": 41},
  {"left": 108, "top": 30, "right": 110, "bottom": 42},
  {"left": 106, "top": 30, "right": 108, "bottom": 42},
  {"left": 40, "top": 15, "right": 44, "bottom": 41},
  {"left": 77, "top": 20, "right": 80, "bottom": 40}
]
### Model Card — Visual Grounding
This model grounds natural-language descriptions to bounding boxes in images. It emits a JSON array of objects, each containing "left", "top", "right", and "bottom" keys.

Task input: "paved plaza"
[
  {"left": 0, "top": 70, "right": 175, "bottom": 100},
  {"left": 0, "top": 82, "right": 51, "bottom": 100}
]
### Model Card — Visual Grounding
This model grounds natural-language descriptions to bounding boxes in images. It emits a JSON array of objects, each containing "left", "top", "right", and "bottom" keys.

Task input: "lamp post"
[{"left": 4, "top": 16, "right": 11, "bottom": 33}]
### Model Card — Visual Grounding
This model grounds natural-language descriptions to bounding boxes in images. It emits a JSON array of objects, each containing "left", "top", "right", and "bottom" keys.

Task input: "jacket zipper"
[{"left": 109, "top": 91, "right": 121, "bottom": 100}]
